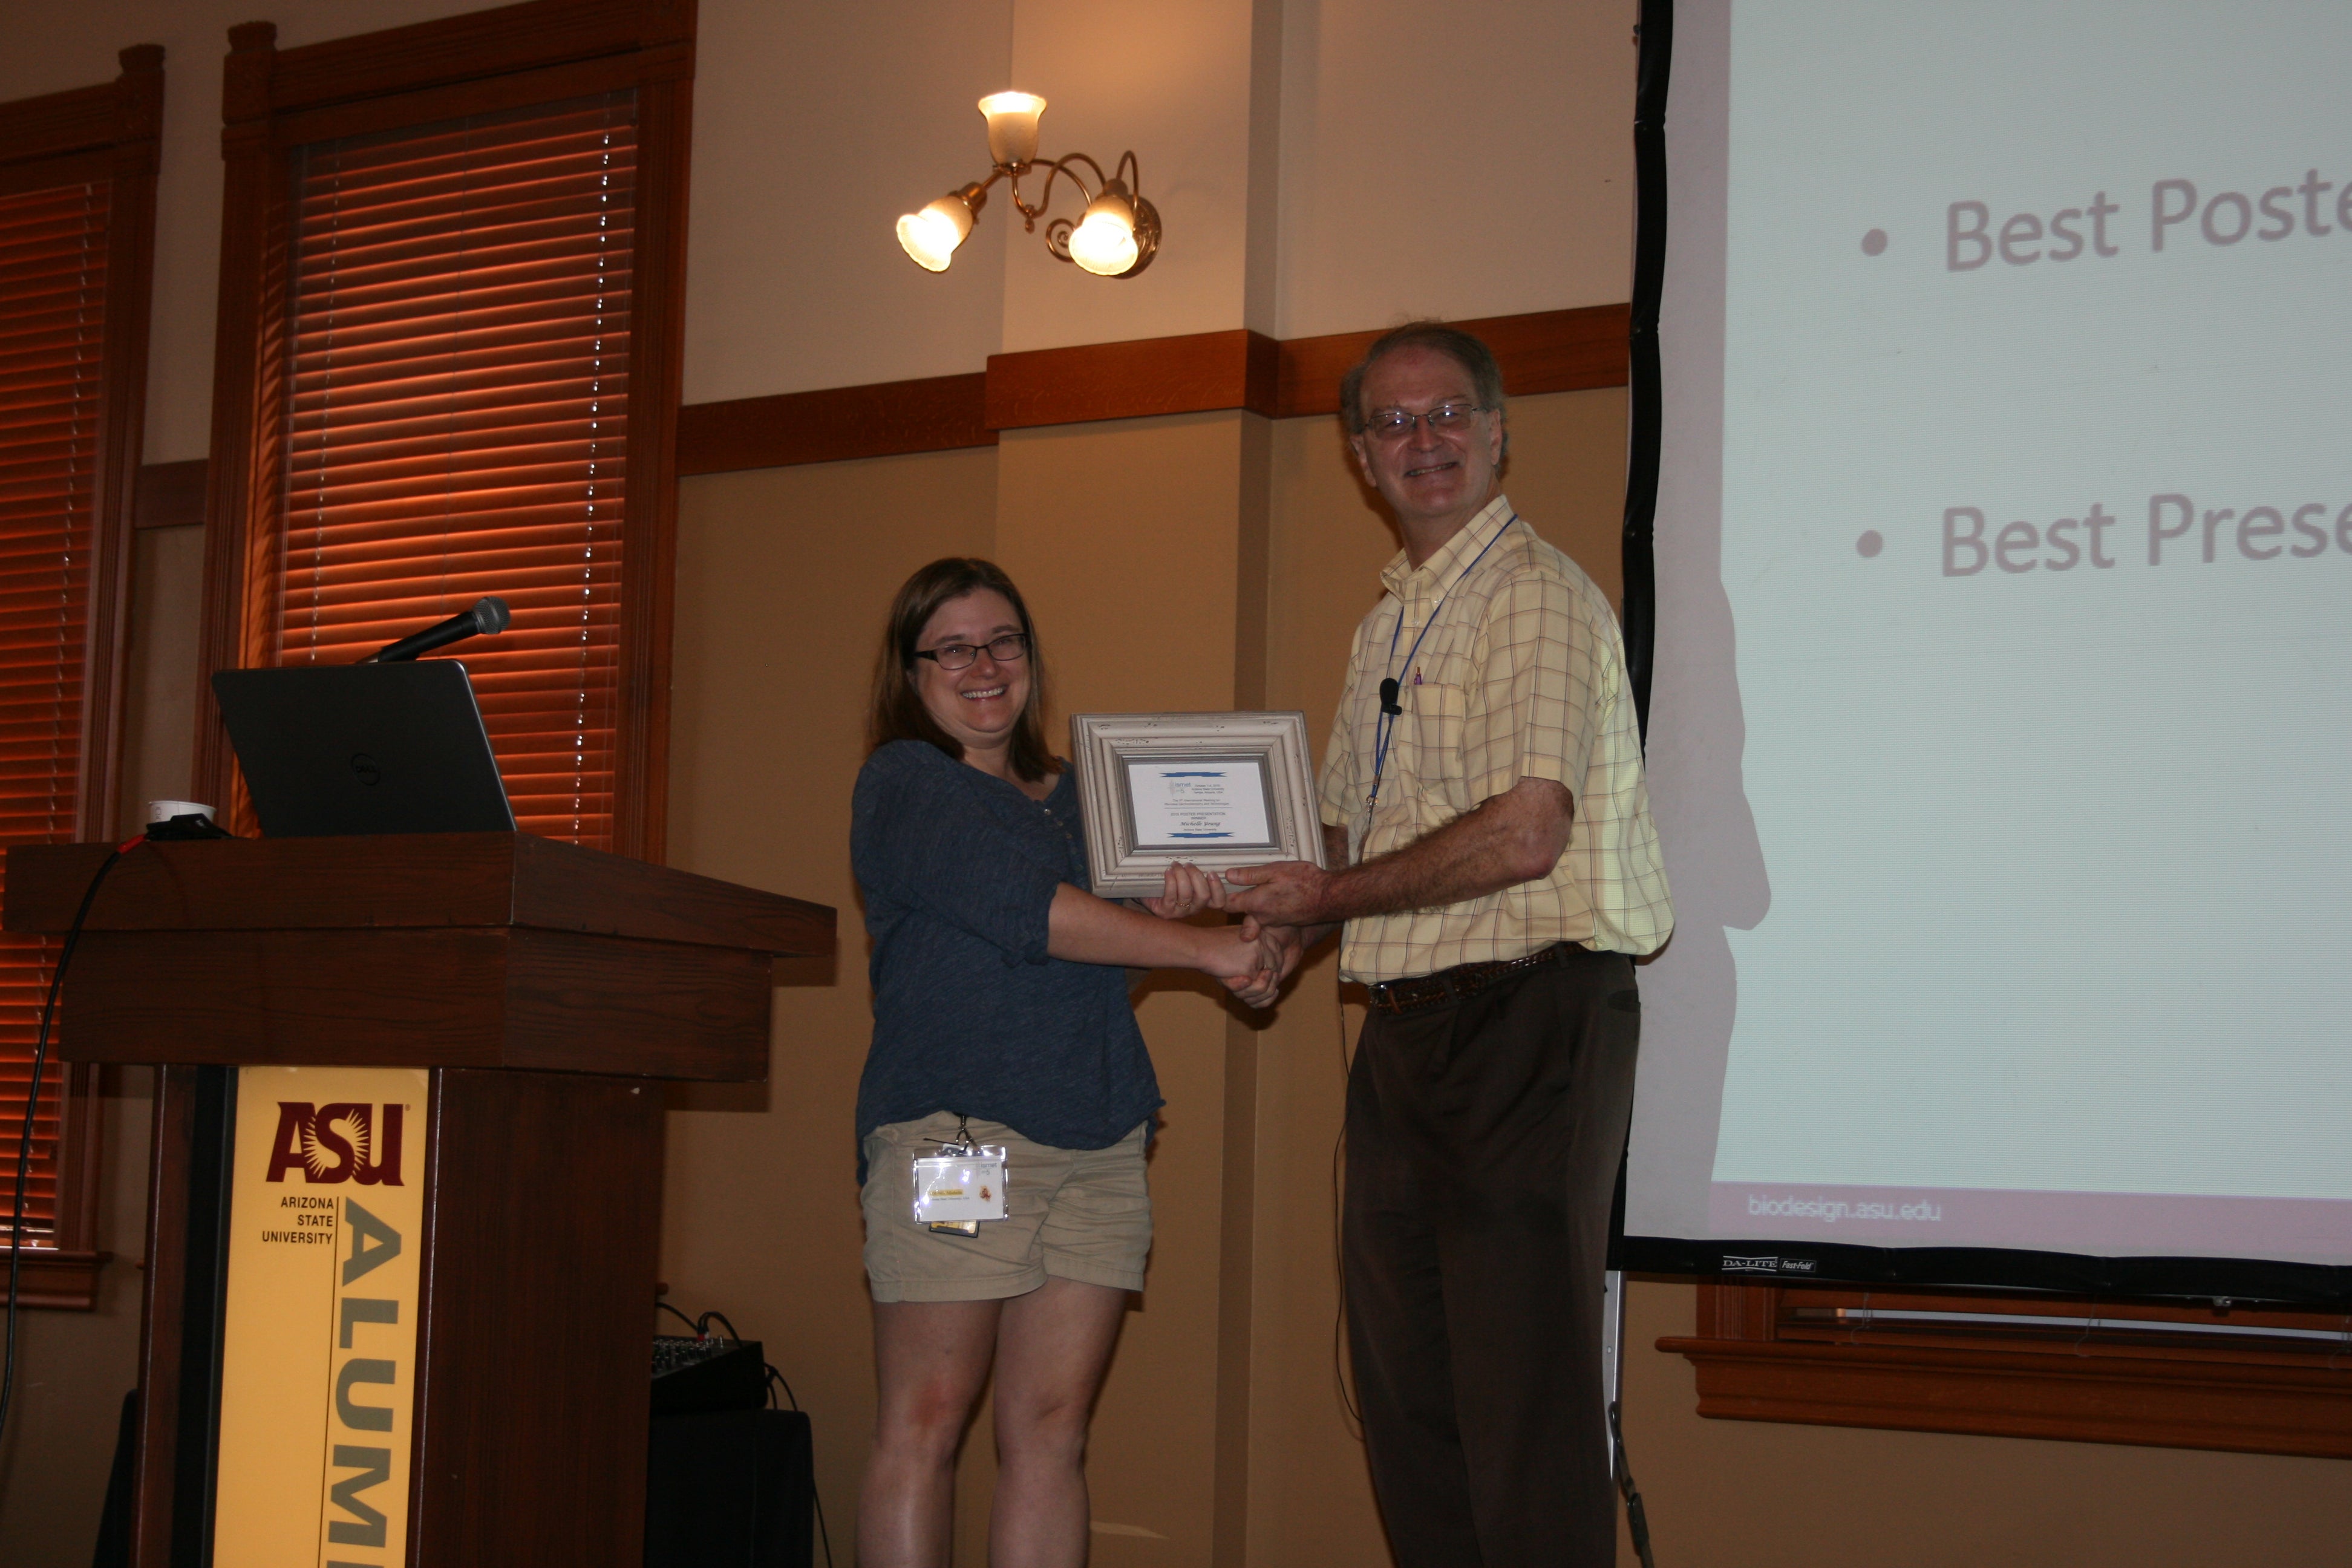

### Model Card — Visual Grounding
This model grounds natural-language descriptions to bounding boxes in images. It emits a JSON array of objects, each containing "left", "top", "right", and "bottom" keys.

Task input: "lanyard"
[{"left": 1366, "top": 515, "right": 1512, "bottom": 811}]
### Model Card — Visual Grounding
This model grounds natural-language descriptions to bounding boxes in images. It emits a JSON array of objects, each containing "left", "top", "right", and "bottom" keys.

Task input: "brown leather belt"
[{"left": 1366, "top": 942, "right": 1576, "bottom": 1016}]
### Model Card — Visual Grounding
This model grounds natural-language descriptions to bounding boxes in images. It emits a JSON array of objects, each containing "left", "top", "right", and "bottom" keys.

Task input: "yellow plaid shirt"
[{"left": 1318, "top": 495, "right": 1673, "bottom": 982}]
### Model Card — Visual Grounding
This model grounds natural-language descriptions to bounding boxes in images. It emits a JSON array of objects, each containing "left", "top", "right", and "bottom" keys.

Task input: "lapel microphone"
[{"left": 1378, "top": 677, "right": 1403, "bottom": 716}]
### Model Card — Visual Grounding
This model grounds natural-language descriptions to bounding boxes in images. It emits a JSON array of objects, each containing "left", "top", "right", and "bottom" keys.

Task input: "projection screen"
[{"left": 1621, "top": 0, "right": 2352, "bottom": 1297}]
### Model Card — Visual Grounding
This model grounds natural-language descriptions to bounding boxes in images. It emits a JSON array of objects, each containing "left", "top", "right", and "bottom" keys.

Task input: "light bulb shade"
[
  {"left": 1068, "top": 188, "right": 1140, "bottom": 276},
  {"left": 978, "top": 91, "right": 1045, "bottom": 167},
  {"left": 896, "top": 188, "right": 979, "bottom": 272}
]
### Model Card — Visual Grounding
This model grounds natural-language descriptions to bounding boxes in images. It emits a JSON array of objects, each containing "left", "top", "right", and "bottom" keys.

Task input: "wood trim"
[
  {"left": 677, "top": 305, "right": 1633, "bottom": 473},
  {"left": 0, "top": 149, "right": 120, "bottom": 200},
  {"left": 83, "top": 46, "right": 165, "bottom": 847},
  {"left": 132, "top": 459, "right": 207, "bottom": 531},
  {"left": 266, "top": 50, "right": 659, "bottom": 152},
  {"left": 44, "top": 1060, "right": 109, "bottom": 1298},
  {"left": 0, "top": 1246, "right": 108, "bottom": 1310},
  {"left": 1661, "top": 1335, "right": 2352, "bottom": 1460},
  {"left": 676, "top": 373, "right": 991, "bottom": 477},
  {"left": 0, "top": 44, "right": 163, "bottom": 173},
  {"left": 262, "top": 0, "right": 691, "bottom": 117},
  {"left": 985, "top": 327, "right": 1280, "bottom": 430},
  {"left": 1276, "top": 302, "right": 1633, "bottom": 417},
  {"left": 1664, "top": 1283, "right": 2352, "bottom": 1460},
  {"left": 613, "top": 53, "right": 693, "bottom": 864},
  {"left": 192, "top": 4, "right": 694, "bottom": 862},
  {"left": 408, "top": 1068, "right": 665, "bottom": 1564},
  {"left": 127, "top": 1065, "right": 195, "bottom": 1568},
  {"left": 192, "top": 21, "right": 278, "bottom": 822},
  {"left": 10, "top": 835, "right": 832, "bottom": 956}
]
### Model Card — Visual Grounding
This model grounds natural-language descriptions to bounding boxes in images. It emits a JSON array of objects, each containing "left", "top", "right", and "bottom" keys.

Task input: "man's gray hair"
[{"left": 1339, "top": 320, "right": 1509, "bottom": 435}]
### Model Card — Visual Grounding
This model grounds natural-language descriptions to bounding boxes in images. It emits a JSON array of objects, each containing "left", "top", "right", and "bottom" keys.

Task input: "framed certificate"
[{"left": 1068, "top": 711, "right": 1326, "bottom": 897}]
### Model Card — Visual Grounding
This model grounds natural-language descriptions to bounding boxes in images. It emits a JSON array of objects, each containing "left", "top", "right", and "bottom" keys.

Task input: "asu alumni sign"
[
  {"left": 214, "top": 1066, "right": 428, "bottom": 1567},
  {"left": 6, "top": 830, "right": 832, "bottom": 1564}
]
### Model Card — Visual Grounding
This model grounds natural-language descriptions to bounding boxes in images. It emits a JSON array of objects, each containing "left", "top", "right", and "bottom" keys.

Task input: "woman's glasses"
[{"left": 915, "top": 632, "right": 1030, "bottom": 670}]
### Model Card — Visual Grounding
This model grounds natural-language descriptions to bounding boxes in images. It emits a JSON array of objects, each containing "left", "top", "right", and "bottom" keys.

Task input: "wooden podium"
[{"left": 4, "top": 833, "right": 834, "bottom": 1568}]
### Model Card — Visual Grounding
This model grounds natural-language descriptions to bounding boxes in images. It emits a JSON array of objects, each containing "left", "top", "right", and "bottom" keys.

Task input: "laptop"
[{"left": 211, "top": 662, "right": 517, "bottom": 837}]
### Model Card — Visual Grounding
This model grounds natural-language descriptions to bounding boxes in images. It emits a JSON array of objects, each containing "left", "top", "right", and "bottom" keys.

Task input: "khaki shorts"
[{"left": 861, "top": 1112, "right": 1152, "bottom": 1303}]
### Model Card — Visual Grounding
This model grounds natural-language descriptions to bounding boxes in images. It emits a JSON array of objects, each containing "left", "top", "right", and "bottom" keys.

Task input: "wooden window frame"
[
  {"left": 0, "top": 46, "right": 163, "bottom": 1310},
  {"left": 1661, "top": 1282, "right": 2352, "bottom": 1460},
  {"left": 193, "top": 0, "right": 694, "bottom": 862}
]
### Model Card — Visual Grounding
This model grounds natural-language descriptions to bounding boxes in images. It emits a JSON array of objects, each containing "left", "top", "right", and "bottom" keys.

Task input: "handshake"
[{"left": 1142, "top": 860, "right": 1329, "bottom": 1011}]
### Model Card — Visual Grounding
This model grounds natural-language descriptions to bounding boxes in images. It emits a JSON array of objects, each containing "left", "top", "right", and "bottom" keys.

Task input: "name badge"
[{"left": 911, "top": 1146, "right": 1008, "bottom": 1224}]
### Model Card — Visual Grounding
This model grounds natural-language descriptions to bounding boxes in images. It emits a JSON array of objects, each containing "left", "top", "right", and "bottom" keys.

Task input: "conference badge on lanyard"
[{"left": 912, "top": 1116, "right": 1008, "bottom": 1236}]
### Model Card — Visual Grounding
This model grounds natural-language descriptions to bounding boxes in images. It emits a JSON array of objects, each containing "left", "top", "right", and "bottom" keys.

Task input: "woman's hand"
[
  {"left": 1046, "top": 883, "right": 1284, "bottom": 1004},
  {"left": 1195, "top": 924, "right": 1285, "bottom": 1010},
  {"left": 1140, "top": 861, "right": 1228, "bottom": 920}
]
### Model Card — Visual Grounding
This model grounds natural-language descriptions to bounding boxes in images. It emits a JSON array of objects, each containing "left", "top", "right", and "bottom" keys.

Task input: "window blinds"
[
  {"left": 0, "top": 178, "right": 109, "bottom": 1239},
  {"left": 275, "top": 91, "right": 636, "bottom": 848}
]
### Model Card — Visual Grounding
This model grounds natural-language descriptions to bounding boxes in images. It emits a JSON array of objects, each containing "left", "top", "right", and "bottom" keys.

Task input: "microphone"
[
  {"left": 362, "top": 596, "right": 511, "bottom": 664},
  {"left": 1378, "top": 677, "right": 1403, "bottom": 716}
]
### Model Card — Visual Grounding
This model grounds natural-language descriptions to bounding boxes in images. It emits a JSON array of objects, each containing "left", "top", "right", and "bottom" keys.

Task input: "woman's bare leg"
[
  {"left": 987, "top": 1279, "right": 1129, "bottom": 1568},
  {"left": 859, "top": 1298, "right": 1002, "bottom": 1567}
]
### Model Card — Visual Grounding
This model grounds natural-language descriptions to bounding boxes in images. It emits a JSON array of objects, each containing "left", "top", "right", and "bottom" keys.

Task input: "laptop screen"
[{"left": 211, "top": 662, "right": 517, "bottom": 837}]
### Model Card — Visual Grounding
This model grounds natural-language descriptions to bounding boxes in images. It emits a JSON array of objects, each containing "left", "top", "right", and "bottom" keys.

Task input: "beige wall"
[
  {"left": 998, "top": 1, "right": 1271, "bottom": 353},
  {"left": 0, "top": 1088, "right": 154, "bottom": 1566},
  {"left": 680, "top": 0, "right": 1015, "bottom": 401},
  {"left": 0, "top": 521, "right": 204, "bottom": 1564},
  {"left": 1272, "top": 0, "right": 1641, "bottom": 338}
]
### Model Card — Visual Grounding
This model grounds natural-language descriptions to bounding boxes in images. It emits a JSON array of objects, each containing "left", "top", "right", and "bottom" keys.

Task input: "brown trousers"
[{"left": 1344, "top": 946, "right": 1640, "bottom": 1568}]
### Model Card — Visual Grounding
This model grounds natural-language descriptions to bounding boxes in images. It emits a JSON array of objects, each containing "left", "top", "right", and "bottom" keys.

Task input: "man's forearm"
[
  {"left": 1227, "top": 777, "right": 1571, "bottom": 933},
  {"left": 1291, "top": 823, "right": 1351, "bottom": 949},
  {"left": 1321, "top": 803, "right": 1545, "bottom": 920}
]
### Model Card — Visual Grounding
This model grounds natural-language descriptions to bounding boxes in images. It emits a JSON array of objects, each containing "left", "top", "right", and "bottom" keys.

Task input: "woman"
[{"left": 851, "top": 557, "right": 1271, "bottom": 1568}]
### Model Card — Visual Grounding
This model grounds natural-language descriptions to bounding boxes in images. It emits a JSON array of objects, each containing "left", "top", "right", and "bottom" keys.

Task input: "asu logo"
[{"left": 263, "top": 1102, "right": 406, "bottom": 1186}]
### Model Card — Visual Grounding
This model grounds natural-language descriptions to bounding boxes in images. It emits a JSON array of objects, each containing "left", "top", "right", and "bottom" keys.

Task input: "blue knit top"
[{"left": 850, "top": 739, "right": 1161, "bottom": 1180}]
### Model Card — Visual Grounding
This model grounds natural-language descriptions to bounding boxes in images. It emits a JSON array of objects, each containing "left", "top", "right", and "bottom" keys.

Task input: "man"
[{"left": 1226, "top": 322, "right": 1671, "bottom": 1567}]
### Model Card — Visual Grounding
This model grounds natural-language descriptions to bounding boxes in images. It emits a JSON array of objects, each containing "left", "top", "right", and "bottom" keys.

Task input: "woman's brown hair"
[{"left": 867, "top": 557, "right": 1060, "bottom": 783}]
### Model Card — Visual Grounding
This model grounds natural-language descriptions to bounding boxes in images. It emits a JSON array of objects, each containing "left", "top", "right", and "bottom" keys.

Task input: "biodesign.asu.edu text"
[{"left": 1748, "top": 1193, "right": 1945, "bottom": 1224}]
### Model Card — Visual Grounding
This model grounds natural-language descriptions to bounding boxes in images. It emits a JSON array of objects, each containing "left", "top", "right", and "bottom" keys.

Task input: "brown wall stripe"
[
  {"left": 1276, "top": 302, "right": 1632, "bottom": 418},
  {"left": 675, "top": 302, "right": 1630, "bottom": 477},
  {"left": 675, "top": 371, "right": 990, "bottom": 477},
  {"left": 984, "top": 327, "right": 1280, "bottom": 431},
  {"left": 157, "top": 305, "right": 1636, "bottom": 491}
]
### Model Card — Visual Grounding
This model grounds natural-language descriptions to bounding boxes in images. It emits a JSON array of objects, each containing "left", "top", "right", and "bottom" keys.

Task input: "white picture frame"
[{"left": 1068, "top": 711, "right": 1327, "bottom": 898}]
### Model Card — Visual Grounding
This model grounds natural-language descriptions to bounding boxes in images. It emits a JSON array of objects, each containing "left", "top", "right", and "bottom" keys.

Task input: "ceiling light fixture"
[{"left": 895, "top": 92, "right": 1160, "bottom": 279}]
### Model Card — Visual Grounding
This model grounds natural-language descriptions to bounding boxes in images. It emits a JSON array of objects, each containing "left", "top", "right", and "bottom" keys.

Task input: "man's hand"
[
  {"left": 1251, "top": 921, "right": 1308, "bottom": 987},
  {"left": 1222, "top": 859, "right": 1334, "bottom": 929}
]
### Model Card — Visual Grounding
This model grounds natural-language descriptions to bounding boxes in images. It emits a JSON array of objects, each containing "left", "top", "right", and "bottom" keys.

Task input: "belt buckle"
[
  {"left": 1382, "top": 950, "right": 1550, "bottom": 1014},
  {"left": 1377, "top": 971, "right": 1451, "bottom": 1015}
]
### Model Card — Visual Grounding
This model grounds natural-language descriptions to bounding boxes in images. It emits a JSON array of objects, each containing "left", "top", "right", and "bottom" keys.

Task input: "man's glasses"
[
  {"left": 915, "top": 632, "right": 1030, "bottom": 670},
  {"left": 1361, "top": 403, "right": 1486, "bottom": 442}
]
